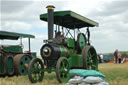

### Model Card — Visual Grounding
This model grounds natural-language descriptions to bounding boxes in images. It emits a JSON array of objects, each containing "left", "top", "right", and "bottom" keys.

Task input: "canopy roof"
[
  {"left": 0, "top": 31, "right": 35, "bottom": 40},
  {"left": 40, "top": 10, "right": 99, "bottom": 29}
]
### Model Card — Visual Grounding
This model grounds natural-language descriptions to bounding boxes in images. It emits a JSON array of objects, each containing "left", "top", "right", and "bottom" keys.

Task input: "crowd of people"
[
  {"left": 97, "top": 49, "right": 127, "bottom": 64},
  {"left": 114, "top": 49, "right": 126, "bottom": 64}
]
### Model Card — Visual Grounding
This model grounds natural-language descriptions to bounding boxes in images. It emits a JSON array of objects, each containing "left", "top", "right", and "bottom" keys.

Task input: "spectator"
[
  {"left": 100, "top": 54, "right": 104, "bottom": 63},
  {"left": 122, "top": 57, "right": 126, "bottom": 63},
  {"left": 118, "top": 52, "right": 121, "bottom": 64},
  {"left": 114, "top": 49, "right": 119, "bottom": 64},
  {"left": 98, "top": 54, "right": 102, "bottom": 63}
]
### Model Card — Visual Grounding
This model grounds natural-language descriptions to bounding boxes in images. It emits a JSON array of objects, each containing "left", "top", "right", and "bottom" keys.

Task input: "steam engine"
[{"left": 40, "top": 6, "right": 79, "bottom": 67}]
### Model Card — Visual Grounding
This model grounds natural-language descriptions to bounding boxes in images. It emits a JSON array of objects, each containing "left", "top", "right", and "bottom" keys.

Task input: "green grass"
[
  {"left": 0, "top": 73, "right": 64, "bottom": 85},
  {"left": 0, "top": 63, "right": 128, "bottom": 85},
  {"left": 99, "top": 62, "right": 128, "bottom": 85}
]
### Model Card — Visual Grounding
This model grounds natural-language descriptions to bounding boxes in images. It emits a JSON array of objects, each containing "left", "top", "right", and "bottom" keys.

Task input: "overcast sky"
[{"left": 1, "top": 0, "right": 128, "bottom": 56}]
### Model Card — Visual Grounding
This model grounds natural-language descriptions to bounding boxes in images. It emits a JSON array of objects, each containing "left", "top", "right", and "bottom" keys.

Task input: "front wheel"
[
  {"left": 56, "top": 57, "right": 70, "bottom": 83},
  {"left": 28, "top": 58, "right": 44, "bottom": 83}
]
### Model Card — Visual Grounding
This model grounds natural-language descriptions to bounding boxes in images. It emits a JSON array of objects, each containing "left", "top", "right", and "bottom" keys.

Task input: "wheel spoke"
[
  {"left": 89, "top": 51, "right": 92, "bottom": 57},
  {"left": 62, "top": 73, "right": 65, "bottom": 78},
  {"left": 92, "top": 54, "right": 95, "bottom": 57},
  {"left": 62, "top": 62, "right": 65, "bottom": 67},
  {"left": 66, "top": 64, "right": 69, "bottom": 71},
  {"left": 60, "top": 67, "right": 64, "bottom": 72},
  {"left": 92, "top": 65, "right": 96, "bottom": 68}
]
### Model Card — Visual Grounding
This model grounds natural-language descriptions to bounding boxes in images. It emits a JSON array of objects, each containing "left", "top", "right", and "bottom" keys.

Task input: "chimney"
[{"left": 46, "top": 5, "right": 55, "bottom": 40}]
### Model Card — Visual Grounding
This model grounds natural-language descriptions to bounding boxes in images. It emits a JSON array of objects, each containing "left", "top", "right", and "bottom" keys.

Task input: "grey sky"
[{"left": 1, "top": 0, "right": 128, "bottom": 55}]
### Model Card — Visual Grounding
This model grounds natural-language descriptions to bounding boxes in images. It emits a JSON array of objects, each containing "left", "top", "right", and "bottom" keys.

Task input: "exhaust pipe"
[{"left": 46, "top": 5, "right": 55, "bottom": 40}]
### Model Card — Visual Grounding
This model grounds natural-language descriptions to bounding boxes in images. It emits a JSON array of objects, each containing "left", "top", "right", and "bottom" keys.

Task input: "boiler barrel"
[{"left": 40, "top": 44, "right": 72, "bottom": 60}]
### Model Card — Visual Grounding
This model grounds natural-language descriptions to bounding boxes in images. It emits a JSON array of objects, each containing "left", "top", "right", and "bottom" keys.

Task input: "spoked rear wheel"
[
  {"left": 56, "top": 57, "right": 70, "bottom": 83},
  {"left": 82, "top": 45, "right": 98, "bottom": 70},
  {"left": 28, "top": 58, "right": 44, "bottom": 83}
]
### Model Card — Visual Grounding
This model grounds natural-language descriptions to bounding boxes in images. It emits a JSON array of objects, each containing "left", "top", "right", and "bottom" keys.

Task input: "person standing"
[
  {"left": 98, "top": 54, "right": 102, "bottom": 63},
  {"left": 122, "top": 57, "right": 126, "bottom": 63},
  {"left": 100, "top": 54, "right": 104, "bottom": 63},
  {"left": 114, "top": 49, "right": 119, "bottom": 63},
  {"left": 118, "top": 52, "right": 121, "bottom": 64}
]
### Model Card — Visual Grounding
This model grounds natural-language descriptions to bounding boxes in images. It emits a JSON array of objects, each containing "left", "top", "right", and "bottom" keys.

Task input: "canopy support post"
[
  {"left": 28, "top": 38, "right": 31, "bottom": 52},
  {"left": 87, "top": 27, "right": 90, "bottom": 45},
  {"left": 20, "top": 38, "right": 22, "bottom": 46}
]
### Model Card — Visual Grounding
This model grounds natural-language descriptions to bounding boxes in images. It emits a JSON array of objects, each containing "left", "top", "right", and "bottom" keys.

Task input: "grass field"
[
  {"left": 0, "top": 62, "right": 128, "bottom": 85},
  {"left": 99, "top": 62, "right": 128, "bottom": 85}
]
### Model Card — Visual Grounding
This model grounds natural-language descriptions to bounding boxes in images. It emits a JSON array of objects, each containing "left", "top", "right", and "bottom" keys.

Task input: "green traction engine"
[
  {"left": 28, "top": 5, "right": 99, "bottom": 83},
  {"left": 0, "top": 31, "right": 36, "bottom": 76}
]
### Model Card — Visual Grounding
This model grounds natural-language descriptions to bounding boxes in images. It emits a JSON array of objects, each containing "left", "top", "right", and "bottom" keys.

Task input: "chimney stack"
[{"left": 46, "top": 5, "right": 55, "bottom": 40}]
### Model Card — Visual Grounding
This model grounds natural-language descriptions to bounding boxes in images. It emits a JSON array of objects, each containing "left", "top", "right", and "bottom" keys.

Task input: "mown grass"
[
  {"left": 99, "top": 62, "right": 128, "bottom": 85},
  {"left": 0, "top": 63, "right": 128, "bottom": 85}
]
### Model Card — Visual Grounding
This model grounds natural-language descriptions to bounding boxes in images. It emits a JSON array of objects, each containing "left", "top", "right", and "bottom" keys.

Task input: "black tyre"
[
  {"left": 28, "top": 58, "right": 44, "bottom": 83},
  {"left": 56, "top": 57, "right": 70, "bottom": 83}
]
